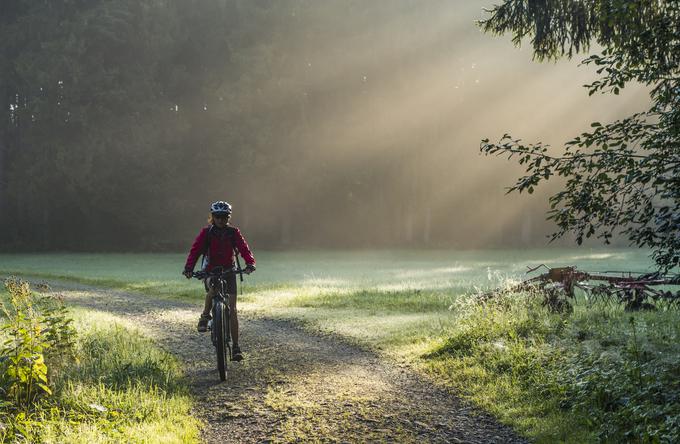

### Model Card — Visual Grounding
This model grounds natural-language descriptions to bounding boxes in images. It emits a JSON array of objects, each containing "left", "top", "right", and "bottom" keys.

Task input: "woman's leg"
[
  {"left": 197, "top": 279, "right": 215, "bottom": 332},
  {"left": 202, "top": 279, "right": 215, "bottom": 319},
  {"left": 229, "top": 294, "right": 239, "bottom": 346}
]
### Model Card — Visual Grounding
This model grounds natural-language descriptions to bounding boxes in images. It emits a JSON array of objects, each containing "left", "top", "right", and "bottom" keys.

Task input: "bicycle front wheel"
[{"left": 213, "top": 300, "right": 229, "bottom": 381}]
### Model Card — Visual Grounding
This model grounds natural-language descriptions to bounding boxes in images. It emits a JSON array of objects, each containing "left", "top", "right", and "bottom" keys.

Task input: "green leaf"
[{"left": 37, "top": 383, "right": 52, "bottom": 395}]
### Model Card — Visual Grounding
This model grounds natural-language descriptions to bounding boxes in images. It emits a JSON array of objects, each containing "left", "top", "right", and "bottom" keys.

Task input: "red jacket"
[{"left": 184, "top": 225, "right": 255, "bottom": 272}]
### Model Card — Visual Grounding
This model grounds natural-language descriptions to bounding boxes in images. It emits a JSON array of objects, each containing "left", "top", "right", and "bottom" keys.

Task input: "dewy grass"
[
  {"left": 422, "top": 293, "right": 588, "bottom": 442},
  {"left": 41, "top": 314, "right": 200, "bottom": 443},
  {"left": 39, "top": 382, "right": 198, "bottom": 444},
  {"left": 287, "top": 288, "right": 456, "bottom": 312},
  {"left": 0, "top": 248, "right": 658, "bottom": 297},
  {"left": 65, "top": 314, "right": 185, "bottom": 392},
  {"left": 0, "top": 294, "right": 200, "bottom": 444},
  {"left": 423, "top": 292, "right": 680, "bottom": 443}
]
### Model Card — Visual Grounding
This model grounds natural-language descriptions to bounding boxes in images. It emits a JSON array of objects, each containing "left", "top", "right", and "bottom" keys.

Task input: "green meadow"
[
  {"left": 2, "top": 249, "right": 679, "bottom": 443},
  {"left": 0, "top": 247, "right": 657, "bottom": 295}
]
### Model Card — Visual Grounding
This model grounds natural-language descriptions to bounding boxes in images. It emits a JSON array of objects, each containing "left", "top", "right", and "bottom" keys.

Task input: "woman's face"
[{"left": 213, "top": 213, "right": 229, "bottom": 228}]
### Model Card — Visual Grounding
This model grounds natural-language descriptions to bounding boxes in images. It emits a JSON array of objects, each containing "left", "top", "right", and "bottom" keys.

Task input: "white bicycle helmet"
[{"left": 210, "top": 201, "right": 232, "bottom": 215}]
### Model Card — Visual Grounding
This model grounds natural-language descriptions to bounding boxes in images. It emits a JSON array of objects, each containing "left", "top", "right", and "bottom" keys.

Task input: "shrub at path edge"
[{"left": 0, "top": 278, "right": 76, "bottom": 440}]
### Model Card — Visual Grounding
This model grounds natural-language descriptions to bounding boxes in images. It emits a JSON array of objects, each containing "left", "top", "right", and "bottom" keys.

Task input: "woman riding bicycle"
[{"left": 183, "top": 200, "right": 256, "bottom": 362}]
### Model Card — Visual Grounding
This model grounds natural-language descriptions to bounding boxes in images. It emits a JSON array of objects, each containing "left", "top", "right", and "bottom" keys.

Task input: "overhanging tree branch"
[{"left": 479, "top": 0, "right": 680, "bottom": 271}]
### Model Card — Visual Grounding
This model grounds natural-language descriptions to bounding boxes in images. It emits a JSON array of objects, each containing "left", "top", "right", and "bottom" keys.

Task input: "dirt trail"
[{"left": 46, "top": 282, "right": 526, "bottom": 443}]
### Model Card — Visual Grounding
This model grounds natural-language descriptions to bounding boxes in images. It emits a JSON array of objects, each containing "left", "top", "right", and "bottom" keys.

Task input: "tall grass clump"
[{"left": 424, "top": 285, "right": 680, "bottom": 443}]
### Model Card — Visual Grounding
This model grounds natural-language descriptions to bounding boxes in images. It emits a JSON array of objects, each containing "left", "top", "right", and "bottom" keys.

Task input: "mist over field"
[{"left": 0, "top": 0, "right": 649, "bottom": 251}]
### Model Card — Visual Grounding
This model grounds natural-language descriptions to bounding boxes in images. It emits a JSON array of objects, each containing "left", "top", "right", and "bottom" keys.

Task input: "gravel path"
[{"left": 47, "top": 282, "right": 527, "bottom": 443}]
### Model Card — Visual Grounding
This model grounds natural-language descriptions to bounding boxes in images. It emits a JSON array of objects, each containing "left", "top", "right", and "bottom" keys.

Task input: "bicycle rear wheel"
[{"left": 213, "top": 300, "right": 229, "bottom": 381}]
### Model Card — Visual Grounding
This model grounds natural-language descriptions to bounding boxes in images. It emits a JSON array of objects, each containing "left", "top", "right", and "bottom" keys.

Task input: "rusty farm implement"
[{"left": 484, "top": 265, "right": 680, "bottom": 312}]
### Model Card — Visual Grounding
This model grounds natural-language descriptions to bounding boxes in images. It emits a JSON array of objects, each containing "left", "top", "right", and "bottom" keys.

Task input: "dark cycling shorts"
[{"left": 204, "top": 272, "right": 237, "bottom": 296}]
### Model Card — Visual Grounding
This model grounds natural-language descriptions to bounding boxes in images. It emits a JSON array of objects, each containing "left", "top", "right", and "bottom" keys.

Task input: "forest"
[{"left": 0, "top": 0, "right": 648, "bottom": 252}]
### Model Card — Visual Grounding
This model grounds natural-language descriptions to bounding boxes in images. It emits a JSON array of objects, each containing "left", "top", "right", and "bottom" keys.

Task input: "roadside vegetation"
[
  {"left": 1, "top": 249, "right": 678, "bottom": 442},
  {"left": 425, "top": 291, "right": 680, "bottom": 443},
  {"left": 0, "top": 278, "right": 199, "bottom": 443}
]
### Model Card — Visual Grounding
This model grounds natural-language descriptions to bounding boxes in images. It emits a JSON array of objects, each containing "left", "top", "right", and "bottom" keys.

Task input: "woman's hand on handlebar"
[
  {"left": 244, "top": 264, "right": 256, "bottom": 275},
  {"left": 182, "top": 270, "right": 193, "bottom": 279}
]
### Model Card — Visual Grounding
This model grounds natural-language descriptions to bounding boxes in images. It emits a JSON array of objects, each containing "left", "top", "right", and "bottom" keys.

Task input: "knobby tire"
[{"left": 214, "top": 300, "right": 229, "bottom": 381}]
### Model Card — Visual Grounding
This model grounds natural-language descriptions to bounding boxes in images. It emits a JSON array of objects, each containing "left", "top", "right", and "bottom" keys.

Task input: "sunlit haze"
[{"left": 206, "top": 1, "right": 649, "bottom": 250}]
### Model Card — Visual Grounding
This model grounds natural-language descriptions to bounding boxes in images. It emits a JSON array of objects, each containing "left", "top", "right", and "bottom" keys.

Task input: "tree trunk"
[
  {"left": 0, "top": 85, "right": 8, "bottom": 240},
  {"left": 423, "top": 206, "right": 431, "bottom": 244},
  {"left": 280, "top": 212, "right": 291, "bottom": 245}
]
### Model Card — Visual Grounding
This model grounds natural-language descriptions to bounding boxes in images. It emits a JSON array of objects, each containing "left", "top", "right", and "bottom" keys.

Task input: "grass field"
[
  {"left": 2, "top": 248, "right": 678, "bottom": 443},
  {"left": 0, "top": 247, "right": 658, "bottom": 295}
]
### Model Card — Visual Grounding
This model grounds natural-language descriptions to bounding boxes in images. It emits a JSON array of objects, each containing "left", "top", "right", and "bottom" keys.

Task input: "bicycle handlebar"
[{"left": 191, "top": 267, "right": 245, "bottom": 280}]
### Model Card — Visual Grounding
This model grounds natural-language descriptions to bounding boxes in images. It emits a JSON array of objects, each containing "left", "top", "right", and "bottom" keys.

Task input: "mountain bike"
[{"left": 192, "top": 267, "right": 244, "bottom": 381}]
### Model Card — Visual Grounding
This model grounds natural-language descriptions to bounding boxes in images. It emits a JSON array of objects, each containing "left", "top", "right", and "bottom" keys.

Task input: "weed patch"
[
  {"left": 559, "top": 314, "right": 680, "bottom": 443},
  {"left": 0, "top": 279, "right": 77, "bottom": 440}
]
